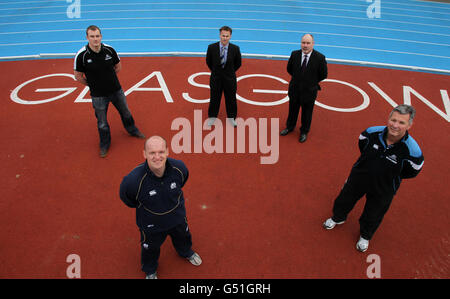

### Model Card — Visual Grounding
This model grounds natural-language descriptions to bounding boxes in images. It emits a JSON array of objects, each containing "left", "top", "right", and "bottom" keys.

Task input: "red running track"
[{"left": 0, "top": 57, "right": 449, "bottom": 278}]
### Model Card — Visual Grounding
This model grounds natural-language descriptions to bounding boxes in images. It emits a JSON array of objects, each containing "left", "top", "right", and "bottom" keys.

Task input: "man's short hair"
[
  {"left": 390, "top": 104, "right": 416, "bottom": 124},
  {"left": 220, "top": 26, "right": 232, "bottom": 34},
  {"left": 86, "top": 25, "right": 101, "bottom": 36}
]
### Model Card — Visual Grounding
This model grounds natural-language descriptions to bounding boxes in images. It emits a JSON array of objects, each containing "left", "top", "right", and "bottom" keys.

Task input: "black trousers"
[
  {"left": 140, "top": 221, "right": 194, "bottom": 275},
  {"left": 286, "top": 93, "right": 316, "bottom": 135},
  {"left": 208, "top": 75, "right": 237, "bottom": 119},
  {"left": 331, "top": 172, "right": 395, "bottom": 240}
]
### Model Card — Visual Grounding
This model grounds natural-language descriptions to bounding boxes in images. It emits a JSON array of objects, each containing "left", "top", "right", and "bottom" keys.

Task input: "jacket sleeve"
[
  {"left": 401, "top": 156, "right": 424, "bottom": 179},
  {"left": 119, "top": 173, "right": 138, "bottom": 208},
  {"left": 183, "top": 166, "right": 189, "bottom": 187},
  {"left": 358, "top": 129, "right": 370, "bottom": 154},
  {"left": 401, "top": 138, "right": 424, "bottom": 179},
  {"left": 234, "top": 45, "right": 242, "bottom": 72},
  {"left": 206, "top": 44, "right": 213, "bottom": 71},
  {"left": 286, "top": 51, "right": 295, "bottom": 76},
  {"left": 179, "top": 160, "right": 189, "bottom": 188},
  {"left": 318, "top": 54, "right": 328, "bottom": 83}
]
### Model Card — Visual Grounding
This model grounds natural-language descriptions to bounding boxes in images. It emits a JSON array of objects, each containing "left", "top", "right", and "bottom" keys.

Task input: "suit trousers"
[
  {"left": 140, "top": 221, "right": 194, "bottom": 275},
  {"left": 331, "top": 172, "right": 395, "bottom": 240},
  {"left": 286, "top": 93, "right": 316, "bottom": 134},
  {"left": 208, "top": 74, "right": 237, "bottom": 119}
]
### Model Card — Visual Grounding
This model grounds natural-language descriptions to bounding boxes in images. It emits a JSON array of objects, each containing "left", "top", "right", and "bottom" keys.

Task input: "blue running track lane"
[{"left": 0, "top": 0, "right": 449, "bottom": 73}]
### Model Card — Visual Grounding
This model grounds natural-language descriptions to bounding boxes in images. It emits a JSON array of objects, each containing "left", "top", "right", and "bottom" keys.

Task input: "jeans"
[{"left": 91, "top": 89, "right": 139, "bottom": 150}]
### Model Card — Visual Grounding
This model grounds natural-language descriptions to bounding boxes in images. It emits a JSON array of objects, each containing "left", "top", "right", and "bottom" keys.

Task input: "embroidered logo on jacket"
[
  {"left": 386, "top": 154, "right": 398, "bottom": 164},
  {"left": 149, "top": 190, "right": 157, "bottom": 196},
  {"left": 170, "top": 182, "right": 177, "bottom": 189}
]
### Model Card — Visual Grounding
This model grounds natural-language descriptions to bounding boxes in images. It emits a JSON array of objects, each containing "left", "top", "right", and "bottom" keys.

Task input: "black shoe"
[
  {"left": 99, "top": 147, "right": 108, "bottom": 158},
  {"left": 299, "top": 133, "right": 307, "bottom": 143},
  {"left": 280, "top": 128, "right": 292, "bottom": 136},
  {"left": 132, "top": 131, "right": 146, "bottom": 139}
]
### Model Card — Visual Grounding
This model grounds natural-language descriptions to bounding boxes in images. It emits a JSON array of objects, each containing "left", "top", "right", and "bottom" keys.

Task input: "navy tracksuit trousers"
[{"left": 140, "top": 221, "right": 194, "bottom": 275}]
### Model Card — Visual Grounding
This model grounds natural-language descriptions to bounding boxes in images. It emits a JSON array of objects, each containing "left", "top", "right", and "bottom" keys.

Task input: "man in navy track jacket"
[{"left": 119, "top": 136, "right": 202, "bottom": 279}]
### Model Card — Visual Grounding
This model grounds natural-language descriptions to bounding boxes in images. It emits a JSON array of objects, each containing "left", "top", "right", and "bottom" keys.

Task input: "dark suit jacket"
[
  {"left": 206, "top": 42, "right": 242, "bottom": 80},
  {"left": 287, "top": 49, "right": 327, "bottom": 101}
]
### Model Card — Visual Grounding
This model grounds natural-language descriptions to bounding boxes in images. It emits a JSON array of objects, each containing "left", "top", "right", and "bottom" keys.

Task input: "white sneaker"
[
  {"left": 207, "top": 117, "right": 216, "bottom": 126},
  {"left": 145, "top": 272, "right": 157, "bottom": 279},
  {"left": 323, "top": 218, "right": 345, "bottom": 230},
  {"left": 229, "top": 118, "right": 237, "bottom": 127},
  {"left": 356, "top": 237, "right": 369, "bottom": 252},
  {"left": 187, "top": 252, "right": 202, "bottom": 266}
]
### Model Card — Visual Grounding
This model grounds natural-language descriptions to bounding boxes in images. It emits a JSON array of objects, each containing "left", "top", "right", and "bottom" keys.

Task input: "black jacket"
[
  {"left": 287, "top": 49, "right": 327, "bottom": 99},
  {"left": 206, "top": 42, "right": 242, "bottom": 79},
  {"left": 352, "top": 126, "right": 424, "bottom": 195}
]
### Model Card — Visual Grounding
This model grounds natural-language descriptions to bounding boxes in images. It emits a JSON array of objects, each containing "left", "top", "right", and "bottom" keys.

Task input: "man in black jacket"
[
  {"left": 206, "top": 26, "right": 242, "bottom": 127},
  {"left": 323, "top": 105, "right": 424, "bottom": 252},
  {"left": 119, "top": 136, "right": 202, "bottom": 279},
  {"left": 280, "top": 34, "right": 328, "bottom": 142}
]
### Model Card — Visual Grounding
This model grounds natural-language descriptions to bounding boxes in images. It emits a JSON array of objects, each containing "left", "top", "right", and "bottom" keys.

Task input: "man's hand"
[{"left": 74, "top": 70, "right": 88, "bottom": 86}]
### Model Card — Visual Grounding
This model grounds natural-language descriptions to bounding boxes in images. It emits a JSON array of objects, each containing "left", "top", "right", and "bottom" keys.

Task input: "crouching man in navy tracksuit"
[
  {"left": 323, "top": 105, "right": 424, "bottom": 252},
  {"left": 119, "top": 136, "right": 202, "bottom": 279}
]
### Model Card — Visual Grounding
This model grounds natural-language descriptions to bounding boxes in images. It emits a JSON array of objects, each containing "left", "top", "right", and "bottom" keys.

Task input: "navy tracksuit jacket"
[{"left": 119, "top": 157, "right": 189, "bottom": 233}]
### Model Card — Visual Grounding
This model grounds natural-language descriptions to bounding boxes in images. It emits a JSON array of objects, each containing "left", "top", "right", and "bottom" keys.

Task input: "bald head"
[
  {"left": 144, "top": 136, "right": 168, "bottom": 151},
  {"left": 302, "top": 33, "right": 314, "bottom": 41},
  {"left": 301, "top": 34, "right": 314, "bottom": 54}
]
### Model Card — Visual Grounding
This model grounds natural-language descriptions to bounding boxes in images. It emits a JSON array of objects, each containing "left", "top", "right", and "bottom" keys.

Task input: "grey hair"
[{"left": 390, "top": 104, "right": 416, "bottom": 125}]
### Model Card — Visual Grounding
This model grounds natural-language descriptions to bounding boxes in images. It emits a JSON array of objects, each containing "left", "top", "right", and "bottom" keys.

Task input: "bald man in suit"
[
  {"left": 206, "top": 26, "right": 242, "bottom": 127},
  {"left": 281, "top": 34, "right": 328, "bottom": 143}
]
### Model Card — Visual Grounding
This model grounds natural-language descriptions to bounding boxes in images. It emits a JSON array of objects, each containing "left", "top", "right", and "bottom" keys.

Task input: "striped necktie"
[{"left": 220, "top": 46, "right": 227, "bottom": 68}]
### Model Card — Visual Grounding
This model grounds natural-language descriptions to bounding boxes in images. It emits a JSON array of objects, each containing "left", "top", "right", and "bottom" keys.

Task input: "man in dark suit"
[
  {"left": 206, "top": 26, "right": 242, "bottom": 127},
  {"left": 281, "top": 34, "right": 327, "bottom": 142}
]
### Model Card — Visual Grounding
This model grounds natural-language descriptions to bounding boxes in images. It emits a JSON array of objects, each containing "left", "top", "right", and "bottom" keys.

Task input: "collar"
[
  {"left": 381, "top": 126, "right": 409, "bottom": 147},
  {"left": 86, "top": 43, "right": 103, "bottom": 54},
  {"left": 302, "top": 50, "right": 313, "bottom": 57},
  {"left": 144, "top": 158, "right": 172, "bottom": 179}
]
